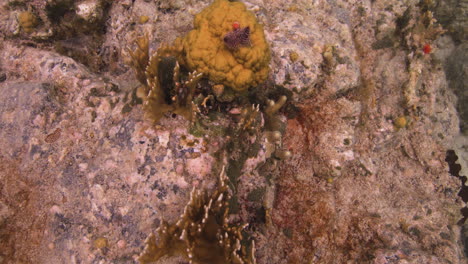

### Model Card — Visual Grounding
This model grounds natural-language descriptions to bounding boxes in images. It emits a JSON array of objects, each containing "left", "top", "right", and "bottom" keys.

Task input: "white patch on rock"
[
  {"left": 186, "top": 154, "right": 214, "bottom": 179},
  {"left": 76, "top": 1, "right": 103, "bottom": 23},
  {"left": 157, "top": 131, "right": 170, "bottom": 148}
]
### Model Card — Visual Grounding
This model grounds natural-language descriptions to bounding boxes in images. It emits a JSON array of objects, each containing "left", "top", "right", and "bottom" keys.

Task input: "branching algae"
[
  {"left": 128, "top": 35, "right": 203, "bottom": 123},
  {"left": 138, "top": 167, "right": 256, "bottom": 264}
]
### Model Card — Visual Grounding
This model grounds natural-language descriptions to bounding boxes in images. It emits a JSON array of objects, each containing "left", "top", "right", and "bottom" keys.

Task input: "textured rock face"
[{"left": 0, "top": 1, "right": 466, "bottom": 264}]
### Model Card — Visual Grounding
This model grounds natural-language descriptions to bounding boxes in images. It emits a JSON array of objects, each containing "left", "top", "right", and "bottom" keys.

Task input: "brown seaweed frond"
[
  {"left": 128, "top": 35, "right": 150, "bottom": 85},
  {"left": 238, "top": 104, "right": 261, "bottom": 134},
  {"left": 263, "top": 96, "right": 291, "bottom": 160},
  {"left": 138, "top": 167, "right": 256, "bottom": 264},
  {"left": 172, "top": 64, "right": 204, "bottom": 121},
  {"left": 128, "top": 35, "right": 203, "bottom": 123},
  {"left": 264, "top": 95, "right": 286, "bottom": 117}
]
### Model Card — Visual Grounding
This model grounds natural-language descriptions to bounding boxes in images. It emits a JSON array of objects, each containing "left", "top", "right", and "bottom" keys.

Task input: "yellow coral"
[
  {"left": 18, "top": 11, "right": 38, "bottom": 33},
  {"left": 181, "top": 0, "right": 270, "bottom": 92},
  {"left": 394, "top": 116, "right": 408, "bottom": 129}
]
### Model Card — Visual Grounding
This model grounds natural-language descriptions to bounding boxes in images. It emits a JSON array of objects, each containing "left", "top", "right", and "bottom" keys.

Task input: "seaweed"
[
  {"left": 128, "top": 35, "right": 202, "bottom": 123},
  {"left": 138, "top": 167, "right": 256, "bottom": 264}
]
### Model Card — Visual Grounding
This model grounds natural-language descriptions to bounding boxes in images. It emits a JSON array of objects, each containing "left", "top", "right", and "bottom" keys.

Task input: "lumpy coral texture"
[{"left": 182, "top": 0, "right": 270, "bottom": 92}]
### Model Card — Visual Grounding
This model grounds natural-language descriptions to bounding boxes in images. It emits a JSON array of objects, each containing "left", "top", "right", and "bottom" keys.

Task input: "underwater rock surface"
[{"left": 0, "top": 0, "right": 466, "bottom": 263}]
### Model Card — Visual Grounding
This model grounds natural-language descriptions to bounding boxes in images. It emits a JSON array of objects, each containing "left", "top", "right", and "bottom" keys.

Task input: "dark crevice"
[
  {"left": 446, "top": 150, "right": 468, "bottom": 202},
  {"left": 445, "top": 149, "right": 468, "bottom": 257}
]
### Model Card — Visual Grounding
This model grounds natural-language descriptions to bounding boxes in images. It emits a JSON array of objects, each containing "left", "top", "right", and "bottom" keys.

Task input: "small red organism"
[
  {"left": 423, "top": 44, "right": 432, "bottom": 54},
  {"left": 232, "top": 21, "right": 240, "bottom": 30}
]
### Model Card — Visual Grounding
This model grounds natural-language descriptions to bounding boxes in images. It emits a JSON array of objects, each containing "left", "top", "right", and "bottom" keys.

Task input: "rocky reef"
[{"left": 0, "top": 0, "right": 466, "bottom": 264}]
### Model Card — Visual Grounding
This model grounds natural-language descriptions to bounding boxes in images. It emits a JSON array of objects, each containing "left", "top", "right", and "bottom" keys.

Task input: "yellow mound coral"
[
  {"left": 18, "top": 11, "right": 38, "bottom": 33},
  {"left": 181, "top": 0, "right": 270, "bottom": 92}
]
